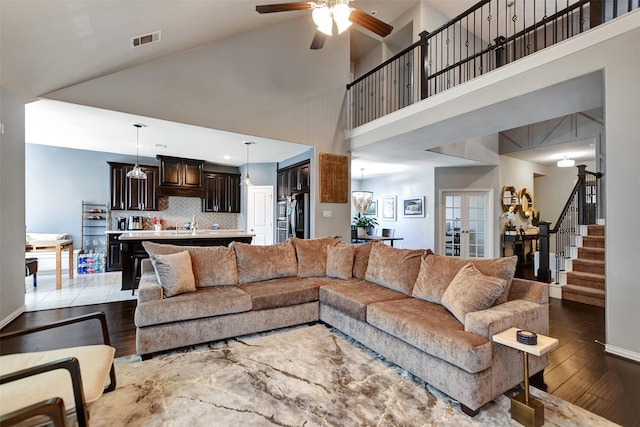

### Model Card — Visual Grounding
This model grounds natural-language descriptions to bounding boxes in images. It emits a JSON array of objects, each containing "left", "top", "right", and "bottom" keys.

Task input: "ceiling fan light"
[
  {"left": 333, "top": 4, "right": 352, "bottom": 34},
  {"left": 557, "top": 155, "right": 575, "bottom": 168},
  {"left": 313, "top": 6, "right": 333, "bottom": 35}
]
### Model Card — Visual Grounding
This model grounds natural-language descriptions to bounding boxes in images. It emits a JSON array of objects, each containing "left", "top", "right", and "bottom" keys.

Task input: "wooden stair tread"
[
  {"left": 566, "top": 271, "right": 605, "bottom": 280},
  {"left": 563, "top": 285, "right": 606, "bottom": 296},
  {"left": 572, "top": 258, "right": 605, "bottom": 266}
]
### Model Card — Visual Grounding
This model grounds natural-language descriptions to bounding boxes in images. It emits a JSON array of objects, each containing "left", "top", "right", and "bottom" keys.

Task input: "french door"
[{"left": 442, "top": 191, "right": 492, "bottom": 258}]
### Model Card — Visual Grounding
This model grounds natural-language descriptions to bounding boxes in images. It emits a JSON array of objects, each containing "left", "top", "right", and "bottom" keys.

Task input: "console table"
[
  {"left": 25, "top": 239, "right": 74, "bottom": 289},
  {"left": 493, "top": 327, "right": 559, "bottom": 427}
]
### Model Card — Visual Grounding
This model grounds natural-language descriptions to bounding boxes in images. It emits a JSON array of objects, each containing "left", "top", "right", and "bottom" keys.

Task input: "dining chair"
[{"left": 382, "top": 228, "right": 395, "bottom": 238}]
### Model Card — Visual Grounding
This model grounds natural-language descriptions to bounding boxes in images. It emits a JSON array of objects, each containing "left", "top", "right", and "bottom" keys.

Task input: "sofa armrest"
[
  {"left": 137, "top": 272, "right": 163, "bottom": 303},
  {"left": 508, "top": 278, "right": 548, "bottom": 304},
  {"left": 464, "top": 299, "right": 549, "bottom": 340}
]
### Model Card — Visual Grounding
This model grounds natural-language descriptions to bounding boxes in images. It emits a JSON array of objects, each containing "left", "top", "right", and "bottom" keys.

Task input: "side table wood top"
[{"left": 492, "top": 327, "right": 559, "bottom": 356}]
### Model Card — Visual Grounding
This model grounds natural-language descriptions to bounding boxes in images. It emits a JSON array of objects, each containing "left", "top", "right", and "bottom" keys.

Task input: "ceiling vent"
[{"left": 131, "top": 31, "right": 161, "bottom": 48}]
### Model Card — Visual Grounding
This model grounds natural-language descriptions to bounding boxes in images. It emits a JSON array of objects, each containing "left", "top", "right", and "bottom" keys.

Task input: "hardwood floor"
[{"left": 2, "top": 298, "right": 639, "bottom": 426}]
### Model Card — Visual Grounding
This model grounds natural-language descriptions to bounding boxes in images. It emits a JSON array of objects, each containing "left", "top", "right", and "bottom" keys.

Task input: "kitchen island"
[{"left": 117, "top": 230, "right": 254, "bottom": 291}]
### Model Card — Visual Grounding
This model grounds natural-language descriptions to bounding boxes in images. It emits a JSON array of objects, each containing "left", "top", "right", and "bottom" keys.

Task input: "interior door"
[
  {"left": 442, "top": 191, "right": 492, "bottom": 258},
  {"left": 247, "top": 185, "right": 274, "bottom": 246}
]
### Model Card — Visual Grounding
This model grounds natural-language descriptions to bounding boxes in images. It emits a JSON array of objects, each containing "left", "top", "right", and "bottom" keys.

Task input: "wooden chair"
[{"left": 0, "top": 312, "right": 116, "bottom": 427}]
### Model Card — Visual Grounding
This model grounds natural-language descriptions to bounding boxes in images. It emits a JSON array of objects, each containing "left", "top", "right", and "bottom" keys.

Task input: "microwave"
[{"left": 277, "top": 201, "right": 287, "bottom": 219}]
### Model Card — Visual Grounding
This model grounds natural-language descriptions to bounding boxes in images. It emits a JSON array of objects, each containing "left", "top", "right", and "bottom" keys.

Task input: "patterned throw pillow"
[{"left": 150, "top": 251, "right": 196, "bottom": 298}]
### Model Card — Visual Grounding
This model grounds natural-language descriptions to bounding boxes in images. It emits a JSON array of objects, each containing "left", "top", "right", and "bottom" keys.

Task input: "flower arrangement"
[
  {"left": 152, "top": 217, "right": 164, "bottom": 231},
  {"left": 501, "top": 211, "right": 516, "bottom": 232}
]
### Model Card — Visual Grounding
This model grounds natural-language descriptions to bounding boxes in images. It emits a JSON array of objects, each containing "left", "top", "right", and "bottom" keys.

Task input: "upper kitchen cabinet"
[
  {"left": 202, "top": 172, "right": 241, "bottom": 213},
  {"left": 108, "top": 162, "right": 159, "bottom": 211},
  {"left": 156, "top": 155, "right": 205, "bottom": 197},
  {"left": 277, "top": 169, "right": 290, "bottom": 201},
  {"left": 278, "top": 160, "right": 310, "bottom": 199}
]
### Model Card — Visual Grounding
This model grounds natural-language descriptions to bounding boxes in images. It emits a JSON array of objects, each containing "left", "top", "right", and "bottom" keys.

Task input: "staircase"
[{"left": 562, "top": 225, "right": 605, "bottom": 307}]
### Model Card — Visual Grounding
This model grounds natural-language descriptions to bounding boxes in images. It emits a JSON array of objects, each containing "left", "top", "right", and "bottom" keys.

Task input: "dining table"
[
  {"left": 356, "top": 235, "right": 404, "bottom": 247},
  {"left": 25, "top": 239, "right": 74, "bottom": 289}
]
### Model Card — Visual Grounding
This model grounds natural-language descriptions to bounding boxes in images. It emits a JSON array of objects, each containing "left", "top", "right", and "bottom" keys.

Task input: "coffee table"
[{"left": 492, "top": 327, "right": 559, "bottom": 427}]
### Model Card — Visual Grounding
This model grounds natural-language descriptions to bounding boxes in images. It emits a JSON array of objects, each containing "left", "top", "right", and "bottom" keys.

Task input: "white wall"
[
  {"left": 351, "top": 167, "right": 436, "bottom": 250},
  {"left": 0, "top": 86, "right": 26, "bottom": 326}
]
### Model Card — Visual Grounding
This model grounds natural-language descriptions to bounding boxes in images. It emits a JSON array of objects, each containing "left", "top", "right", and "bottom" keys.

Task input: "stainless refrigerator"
[{"left": 289, "top": 192, "right": 310, "bottom": 239}]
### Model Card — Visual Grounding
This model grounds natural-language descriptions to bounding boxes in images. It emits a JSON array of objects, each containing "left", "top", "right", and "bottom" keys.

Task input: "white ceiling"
[{"left": 1, "top": 0, "right": 594, "bottom": 177}]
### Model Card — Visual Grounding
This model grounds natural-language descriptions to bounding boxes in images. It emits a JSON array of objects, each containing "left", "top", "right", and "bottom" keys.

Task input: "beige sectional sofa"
[{"left": 134, "top": 237, "right": 549, "bottom": 415}]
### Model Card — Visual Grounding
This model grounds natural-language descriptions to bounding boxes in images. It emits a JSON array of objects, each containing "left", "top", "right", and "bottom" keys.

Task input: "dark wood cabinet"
[
  {"left": 106, "top": 233, "right": 122, "bottom": 271},
  {"left": 108, "top": 162, "right": 158, "bottom": 211},
  {"left": 202, "top": 172, "right": 241, "bottom": 213},
  {"left": 157, "top": 155, "right": 204, "bottom": 197},
  {"left": 278, "top": 160, "right": 310, "bottom": 199}
]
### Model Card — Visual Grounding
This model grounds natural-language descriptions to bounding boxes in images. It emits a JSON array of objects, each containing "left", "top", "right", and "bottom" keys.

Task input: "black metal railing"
[
  {"left": 537, "top": 165, "right": 603, "bottom": 282},
  {"left": 347, "top": 0, "right": 638, "bottom": 128}
]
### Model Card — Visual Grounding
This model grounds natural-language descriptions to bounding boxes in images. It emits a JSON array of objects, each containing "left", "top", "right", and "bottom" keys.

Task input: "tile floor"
[{"left": 25, "top": 271, "right": 136, "bottom": 311}]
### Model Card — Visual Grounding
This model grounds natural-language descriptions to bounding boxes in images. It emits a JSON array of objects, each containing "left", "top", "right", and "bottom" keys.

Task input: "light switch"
[{"left": 322, "top": 210, "right": 333, "bottom": 218}]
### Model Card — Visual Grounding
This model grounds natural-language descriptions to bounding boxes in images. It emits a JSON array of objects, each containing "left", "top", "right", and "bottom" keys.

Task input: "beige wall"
[{"left": 0, "top": 86, "right": 26, "bottom": 326}]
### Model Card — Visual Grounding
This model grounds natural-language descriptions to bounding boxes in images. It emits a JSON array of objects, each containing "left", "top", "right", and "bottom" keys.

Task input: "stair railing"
[
  {"left": 347, "top": 0, "right": 638, "bottom": 129},
  {"left": 538, "top": 165, "right": 603, "bottom": 282}
]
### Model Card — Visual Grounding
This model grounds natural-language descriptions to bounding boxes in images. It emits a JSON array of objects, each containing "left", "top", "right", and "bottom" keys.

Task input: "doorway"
[
  {"left": 441, "top": 190, "right": 493, "bottom": 258},
  {"left": 247, "top": 185, "right": 274, "bottom": 246}
]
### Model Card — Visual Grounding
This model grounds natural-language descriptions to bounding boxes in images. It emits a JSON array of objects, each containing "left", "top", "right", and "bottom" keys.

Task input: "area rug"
[{"left": 90, "top": 324, "right": 615, "bottom": 426}]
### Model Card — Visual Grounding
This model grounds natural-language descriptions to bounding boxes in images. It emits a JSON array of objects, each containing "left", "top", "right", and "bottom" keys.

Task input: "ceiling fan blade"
[
  {"left": 256, "top": 2, "right": 313, "bottom": 14},
  {"left": 349, "top": 8, "right": 393, "bottom": 38},
  {"left": 310, "top": 31, "right": 326, "bottom": 50}
]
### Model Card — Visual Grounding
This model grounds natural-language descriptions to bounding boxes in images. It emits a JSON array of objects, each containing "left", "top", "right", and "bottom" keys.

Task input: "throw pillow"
[
  {"left": 364, "top": 242, "right": 425, "bottom": 295},
  {"left": 441, "top": 262, "right": 507, "bottom": 324},
  {"left": 352, "top": 241, "right": 373, "bottom": 279},
  {"left": 231, "top": 240, "right": 298, "bottom": 284},
  {"left": 150, "top": 251, "right": 196, "bottom": 298},
  {"left": 412, "top": 255, "right": 517, "bottom": 305},
  {"left": 291, "top": 236, "right": 340, "bottom": 278},
  {"left": 142, "top": 242, "right": 237, "bottom": 286},
  {"left": 326, "top": 243, "right": 355, "bottom": 280}
]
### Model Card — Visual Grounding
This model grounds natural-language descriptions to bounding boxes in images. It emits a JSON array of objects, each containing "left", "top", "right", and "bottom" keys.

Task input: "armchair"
[{"left": 0, "top": 312, "right": 116, "bottom": 427}]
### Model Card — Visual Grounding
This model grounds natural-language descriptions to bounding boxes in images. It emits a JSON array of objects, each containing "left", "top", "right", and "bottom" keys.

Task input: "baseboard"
[
  {"left": 605, "top": 344, "right": 640, "bottom": 363},
  {"left": 548, "top": 283, "right": 563, "bottom": 299},
  {"left": 0, "top": 304, "right": 26, "bottom": 329}
]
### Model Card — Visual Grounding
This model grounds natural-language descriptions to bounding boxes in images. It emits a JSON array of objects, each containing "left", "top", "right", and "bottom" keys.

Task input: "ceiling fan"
[{"left": 256, "top": 1, "right": 394, "bottom": 50}]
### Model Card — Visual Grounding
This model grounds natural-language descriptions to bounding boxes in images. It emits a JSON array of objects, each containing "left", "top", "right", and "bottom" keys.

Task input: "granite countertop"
[{"left": 116, "top": 230, "right": 254, "bottom": 240}]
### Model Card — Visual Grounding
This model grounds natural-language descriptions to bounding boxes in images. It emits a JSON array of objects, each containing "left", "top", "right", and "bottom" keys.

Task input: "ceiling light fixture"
[
  {"left": 126, "top": 123, "right": 147, "bottom": 180},
  {"left": 557, "top": 155, "right": 575, "bottom": 168},
  {"left": 241, "top": 141, "right": 255, "bottom": 186},
  {"left": 312, "top": 0, "right": 352, "bottom": 36},
  {"left": 351, "top": 168, "right": 373, "bottom": 214}
]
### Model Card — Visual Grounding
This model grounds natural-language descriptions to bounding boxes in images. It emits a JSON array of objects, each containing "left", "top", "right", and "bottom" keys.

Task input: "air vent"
[{"left": 131, "top": 31, "right": 161, "bottom": 48}]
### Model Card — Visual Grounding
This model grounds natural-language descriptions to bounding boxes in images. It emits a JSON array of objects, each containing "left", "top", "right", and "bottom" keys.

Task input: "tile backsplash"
[{"left": 109, "top": 196, "right": 243, "bottom": 231}]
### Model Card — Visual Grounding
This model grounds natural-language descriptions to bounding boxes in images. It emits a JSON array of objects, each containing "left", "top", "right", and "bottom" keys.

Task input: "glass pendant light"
[
  {"left": 241, "top": 141, "right": 254, "bottom": 186},
  {"left": 557, "top": 155, "right": 575, "bottom": 168},
  {"left": 126, "top": 123, "right": 147, "bottom": 180}
]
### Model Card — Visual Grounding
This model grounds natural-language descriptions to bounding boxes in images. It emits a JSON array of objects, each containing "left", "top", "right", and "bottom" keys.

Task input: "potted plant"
[{"left": 353, "top": 213, "right": 379, "bottom": 237}]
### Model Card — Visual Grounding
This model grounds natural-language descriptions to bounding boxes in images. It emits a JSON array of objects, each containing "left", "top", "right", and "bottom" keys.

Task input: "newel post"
[
  {"left": 537, "top": 221, "right": 552, "bottom": 283},
  {"left": 577, "top": 164, "right": 587, "bottom": 225},
  {"left": 419, "top": 31, "right": 430, "bottom": 100}
]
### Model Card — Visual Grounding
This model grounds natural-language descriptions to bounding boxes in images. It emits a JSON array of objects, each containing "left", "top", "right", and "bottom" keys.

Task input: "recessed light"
[
  {"left": 154, "top": 143, "right": 166, "bottom": 148},
  {"left": 223, "top": 155, "right": 231, "bottom": 160}
]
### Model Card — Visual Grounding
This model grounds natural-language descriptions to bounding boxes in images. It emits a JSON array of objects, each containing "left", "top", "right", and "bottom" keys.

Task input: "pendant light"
[
  {"left": 241, "top": 141, "right": 255, "bottom": 186},
  {"left": 126, "top": 123, "right": 147, "bottom": 180},
  {"left": 351, "top": 168, "right": 373, "bottom": 214},
  {"left": 557, "top": 155, "right": 575, "bottom": 168}
]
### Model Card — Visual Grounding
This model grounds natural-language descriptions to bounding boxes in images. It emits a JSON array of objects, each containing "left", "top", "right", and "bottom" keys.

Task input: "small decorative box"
[{"left": 516, "top": 330, "right": 538, "bottom": 345}]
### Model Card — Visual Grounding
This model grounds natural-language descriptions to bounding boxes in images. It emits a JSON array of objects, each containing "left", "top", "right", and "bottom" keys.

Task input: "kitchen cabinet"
[
  {"left": 277, "top": 170, "right": 290, "bottom": 200},
  {"left": 108, "top": 162, "right": 158, "bottom": 211},
  {"left": 277, "top": 160, "right": 310, "bottom": 199},
  {"left": 106, "top": 233, "right": 122, "bottom": 271},
  {"left": 202, "top": 172, "right": 241, "bottom": 213},
  {"left": 157, "top": 155, "right": 205, "bottom": 197}
]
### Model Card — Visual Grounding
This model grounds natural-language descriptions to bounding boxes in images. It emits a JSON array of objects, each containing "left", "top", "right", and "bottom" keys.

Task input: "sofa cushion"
[
  {"left": 291, "top": 236, "right": 340, "bottom": 278},
  {"left": 326, "top": 243, "right": 355, "bottom": 280},
  {"left": 364, "top": 243, "right": 425, "bottom": 295},
  {"left": 412, "top": 255, "right": 517, "bottom": 305},
  {"left": 319, "top": 279, "right": 409, "bottom": 321},
  {"left": 239, "top": 277, "right": 321, "bottom": 310},
  {"left": 366, "top": 298, "right": 492, "bottom": 373},
  {"left": 441, "top": 263, "right": 508, "bottom": 324},
  {"left": 134, "top": 286, "right": 252, "bottom": 327},
  {"left": 142, "top": 242, "right": 238, "bottom": 287},
  {"left": 150, "top": 251, "right": 196, "bottom": 297},
  {"left": 231, "top": 240, "right": 298, "bottom": 284},
  {"left": 352, "top": 241, "right": 373, "bottom": 279}
]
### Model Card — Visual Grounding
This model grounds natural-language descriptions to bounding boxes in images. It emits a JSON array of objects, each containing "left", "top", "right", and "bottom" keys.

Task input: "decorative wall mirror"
[
  {"left": 501, "top": 185, "right": 519, "bottom": 213},
  {"left": 520, "top": 188, "right": 535, "bottom": 219}
]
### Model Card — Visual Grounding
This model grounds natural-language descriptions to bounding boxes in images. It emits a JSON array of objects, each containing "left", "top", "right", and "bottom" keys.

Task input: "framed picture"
[
  {"left": 403, "top": 196, "right": 425, "bottom": 217},
  {"left": 382, "top": 196, "right": 396, "bottom": 221},
  {"left": 365, "top": 200, "right": 378, "bottom": 216}
]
